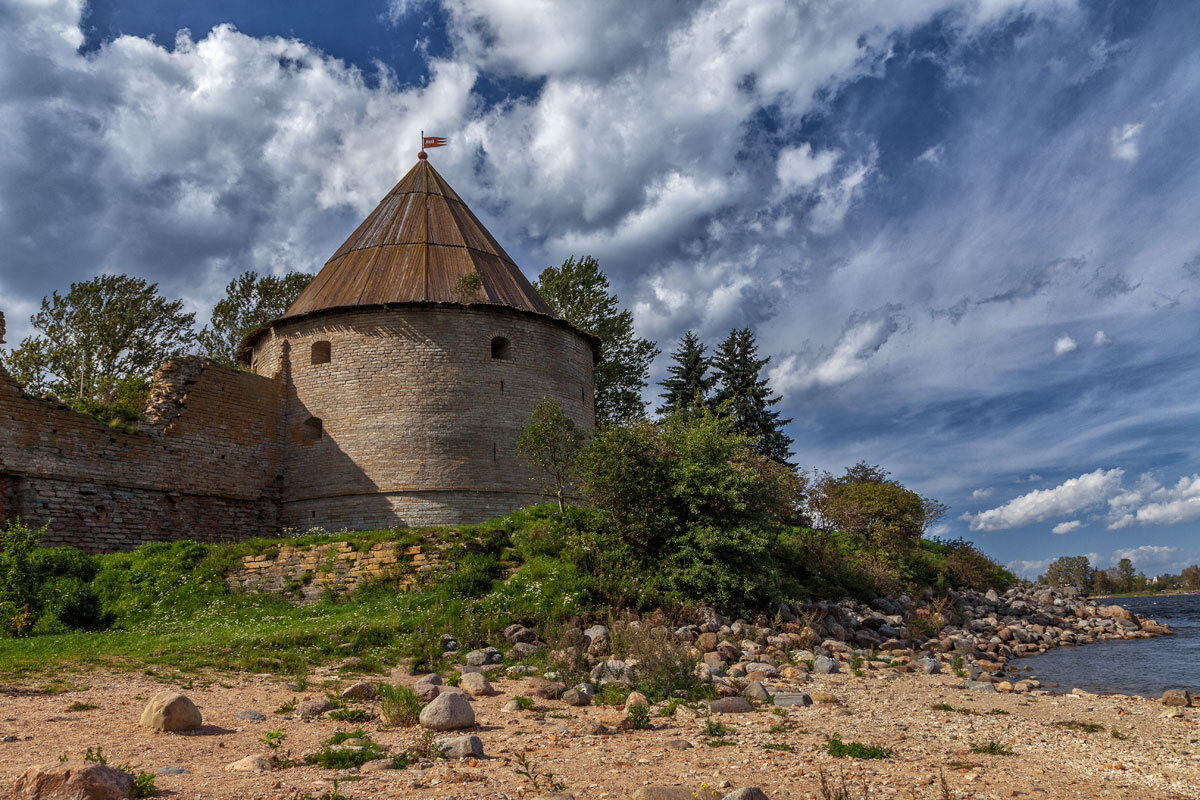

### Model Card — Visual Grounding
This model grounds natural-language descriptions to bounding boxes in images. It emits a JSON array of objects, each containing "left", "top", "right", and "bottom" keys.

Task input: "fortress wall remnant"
[
  {"left": 0, "top": 316, "right": 285, "bottom": 551},
  {"left": 251, "top": 304, "right": 595, "bottom": 531}
]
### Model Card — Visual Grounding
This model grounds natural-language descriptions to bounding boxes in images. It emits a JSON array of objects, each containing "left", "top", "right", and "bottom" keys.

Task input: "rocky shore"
[{"left": 4, "top": 586, "right": 1192, "bottom": 800}]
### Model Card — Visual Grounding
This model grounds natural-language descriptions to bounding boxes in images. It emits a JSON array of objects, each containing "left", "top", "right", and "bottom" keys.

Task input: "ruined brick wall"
[
  {"left": 0, "top": 317, "right": 285, "bottom": 551},
  {"left": 250, "top": 304, "right": 595, "bottom": 531}
]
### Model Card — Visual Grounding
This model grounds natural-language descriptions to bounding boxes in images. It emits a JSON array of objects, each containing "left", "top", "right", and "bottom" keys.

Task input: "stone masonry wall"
[
  {"left": 0, "top": 314, "right": 285, "bottom": 551},
  {"left": 251, "top": 304, "right": 595, "bottom": 531},
  {"left": 225, "top": 538, "right": 449, "bottom": 602}
]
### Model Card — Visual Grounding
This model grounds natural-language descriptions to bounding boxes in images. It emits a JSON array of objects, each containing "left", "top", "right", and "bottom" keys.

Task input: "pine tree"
[
  {"left": 656, "top": 330, "right": 714, "bottom": 415},
  {"left": 710, "top": 328, "right": 794, "bottom": 465}
]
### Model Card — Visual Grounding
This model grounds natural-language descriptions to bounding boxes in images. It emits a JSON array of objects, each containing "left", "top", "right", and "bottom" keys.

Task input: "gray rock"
[
  {"left": 708, "top": 697, "right": 755, "bottom": 714},
  {"left": 772, "top": 692, "right": 812, "bottom": 707},
  {"left": 722, "top": 790, "right": 770, "bottom": 800},
  {"left": 963, "top": 680, "right": 997, "bottom": 693},
  {"left": 742, "top": 662, "right": 780, "bottom": 678},
  {"left": 233, "top": 710, "right": 265, "bottom": 721},
  {"left": 12, "top": 762, "right": 133, "bottom": 800},
  {"left": 511, "top": 642, "right": 540, "bottom": 658},
  {"left": 664, "top": 738, "right": 694, "bottom": 750},
  {"left": 589, "top": 659, "right": 634, "bottom": 684},
  {"left": 742, "top": 681, "right": 772, "bottom": 702},
  {"left": 361, "top": 758, "right": 394, "bottom": 773},
  {"left": 631, "top": 788, "right": 694, "bottom": 800},
  {"left": 504, "top": 624, "right": 537, "bottom": 644},
  {"left": 296, "top": 698, "right": 334, "bottom": 717},
  {"left": 438, "top": 734, "right": 484, "bottom": 759},
  {"left": 464, "top": 647, "right": 502, "bottom": 666},
  {"left": 813, "top": 656, "right": 839, "bottom": 674},
  {"left": 419, "top": 691, "right": 476, "bottom": 731},
  {"left": 155, "top": 766, "right": 187, "bottom": 775},
  {"left": 1162, "top": 689, "right": 1192, "bottom": 707},
  {"left": 561, "top": 688, "right": 590, "bottom": 707}
]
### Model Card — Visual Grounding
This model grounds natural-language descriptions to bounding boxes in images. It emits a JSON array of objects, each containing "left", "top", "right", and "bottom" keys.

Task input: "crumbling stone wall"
[
  {"left": 225, "top": 538, "right": 449, "bottom": 602},
  {"left": 0, "top": 312, "right": 285, "bottom": 551}
]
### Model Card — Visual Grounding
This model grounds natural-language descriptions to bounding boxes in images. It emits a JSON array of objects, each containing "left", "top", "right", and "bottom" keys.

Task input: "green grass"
[
  {"left": 1054, "top": 720, "right": 1105, "bottom": 734},
  {"left": 328, "top": 707, "right": 374, "bottom": 722},
  {"left": 305, "top": 729, "right": 388, "bottom": 769},
  {"left": 763, "top": 742, "right": 794, "bottom": 752},
  {"left": 826, "top": 736, "right": 893, "bottom": 760},
  {"left": 67, "top": 701, "right": 98, "bottom": 711},
  {"left": 969, "top": 741, "right": 1014, "bottom": 756}
]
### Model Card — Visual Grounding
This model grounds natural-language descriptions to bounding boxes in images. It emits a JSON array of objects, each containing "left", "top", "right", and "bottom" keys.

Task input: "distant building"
[{"left": 0, "top": 155, "right": 596, "bottom": 551}]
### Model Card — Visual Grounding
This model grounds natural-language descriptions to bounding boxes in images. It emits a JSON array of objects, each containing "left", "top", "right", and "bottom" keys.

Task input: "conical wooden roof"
[{"left": 282, "top": 157, "right": 551, "bottom": 318}]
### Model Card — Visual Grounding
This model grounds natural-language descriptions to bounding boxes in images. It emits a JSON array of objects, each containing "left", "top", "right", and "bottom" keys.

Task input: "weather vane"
[{"left": 419, "top": 130, "right": 448, "bottom": 160}]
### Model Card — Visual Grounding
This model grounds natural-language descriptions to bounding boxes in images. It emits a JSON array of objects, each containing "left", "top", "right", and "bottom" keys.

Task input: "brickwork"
[
  {"left": 250, "top": 304, "right": 595, "bottom": 532},
  {"left": 225, "top": 538, "right": 448, "bottom": 602},
  {"left": 0, "top": 342, "right": 284, "bottom": 552}
]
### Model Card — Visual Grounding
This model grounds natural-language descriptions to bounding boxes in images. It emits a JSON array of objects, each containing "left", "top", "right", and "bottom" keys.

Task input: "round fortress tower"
[{"left": 240, "top": 154, "right": 597, "bottom": 531}]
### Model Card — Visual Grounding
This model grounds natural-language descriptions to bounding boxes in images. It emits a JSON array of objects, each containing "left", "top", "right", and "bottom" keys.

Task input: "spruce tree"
[
  {"left": 710, "top": 327, "right": 794, "bottom": 465},
  {"left": 657, "top": 330, "right": 714, "bottom": 414}
]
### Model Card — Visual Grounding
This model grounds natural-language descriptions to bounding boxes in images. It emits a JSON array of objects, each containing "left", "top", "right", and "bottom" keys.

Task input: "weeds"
[
  {"left": 328, "top": 707, "right": 374, "bottom": 722},
  {"left": 703, "top": 720, "right": 730, "bottom": 738},
  {"left": 1110, "top": 728, "right": 1129, "bottom": 740},
  {"left": 763, "top": 742, "right": 794, "bottom": 752},
  {"left": 274, "top": 697, "right": 297, "bottom": 715},
  {"left": 68, "top": 701, "right": 98, "bottom": 711},
  {"left": 512, "top": 695, "right": 535, "bottom": 711},
  {"left": 305, "top": 729, "right": 387, "bottom": 769},
  {"left": 377, "top": 683, "right": 422, "bottom": 726},
  {"left": 261, "top": 729, "right": 287, "bottom": 750},
  {"left": 826, "top": 735, "right": 892, "bottom": 759},
  {"left": 513, "top": 750, "right": 565, "bottom": 793},
  {"left": 816, "top": 768, "right": 871, "bottom": 800},
  {"left": 969, "top": 740, "right": 1014, "bottom": 756},
  {"left": 626, "top": 703, "right": 651, "bottom": 730}
]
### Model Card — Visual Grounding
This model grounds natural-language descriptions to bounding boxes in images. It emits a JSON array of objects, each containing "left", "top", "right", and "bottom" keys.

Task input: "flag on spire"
[{"left": 422, "top": 133, "right": 448, "bottom": 149}]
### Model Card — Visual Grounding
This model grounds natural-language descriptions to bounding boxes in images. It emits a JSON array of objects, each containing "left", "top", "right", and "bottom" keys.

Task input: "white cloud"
[
  {"left": 1108, "top": 474, "right": 1200, "bottom": 528},
  {"left": 769, "top": 304, "right": 903, "bottom": 393},
  {"left": 777, "top": 143, "right": 840, "bottom": 194},
  {"left": 1053, "top": 334, "right": 1079, "bottom": 356},
  {"left": 1110, "top": 122, "right": 1144, "bottom": 162},
  {"left": 926, "top": 523, "right": 952, "bottom": 539},
  {"left": 1007, "top": 558, "right": 1051, "bottom": 580},
  {"left": 971, "top": 488, "right": 994, "bottom": 500},
  {"left": 917, "top": 143, "right": 945, "bottom": 164},
  {"left": 1093, "top": 329, "right": 1113, "bottom": 346},
  {"left": 1051, "top": 519, "right": 1081, "bottom": 534},
  {"left": 964, "top": 468, "right": 1125, "bottom": 531}
]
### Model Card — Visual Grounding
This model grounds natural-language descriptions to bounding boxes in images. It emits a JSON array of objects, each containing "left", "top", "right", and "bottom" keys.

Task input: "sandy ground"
[{"left": 1, "top": 665, "right": 1197, "bottom": 800}]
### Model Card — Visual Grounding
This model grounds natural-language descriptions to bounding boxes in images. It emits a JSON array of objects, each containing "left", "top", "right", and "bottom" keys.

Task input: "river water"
[{"left": 1017, "top": 594, "right": 1200, "bottom": 697}]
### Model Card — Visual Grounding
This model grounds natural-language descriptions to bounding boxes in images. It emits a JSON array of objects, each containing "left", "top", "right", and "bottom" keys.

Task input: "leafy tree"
[
  {"left": 1041, "top": 555, "right": 1093, "bottom": 590},
  {"left": 578, "top": 407, "right": 803, "bottom": 611},
  {"left": 198, "top": 270, "right": 312, "bottom": 366},
  {"left": 657, "top": 330, "right": 715, "bottom": 415},
  {"left": 535, "top": 256, "right": 658, "bottom": 426},
  {"left": 1116, "top": 557, "right": 1137, "bottom": 593},
  {"left": 3, "top": 275, "right": 196, "bottom": 420},
  {"left": 516, "top": 397, "right": 586, "bottom": 513},
  {"left": 808, "top": 462, "right": 945, "bottom": 561},
  {"left": 710, "top": 328, "right": 794, "bottom": 465},
  {"left": 1182, "top": 564, "right": 1200, "bottom": 590}
]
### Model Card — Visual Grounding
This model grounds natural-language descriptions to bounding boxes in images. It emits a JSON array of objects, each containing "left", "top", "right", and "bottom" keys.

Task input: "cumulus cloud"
[
  {"left": 1108, "top": 474, "right": 1200, "bottom": 529},
  {"left": 964, "top": 468, "right": 1125, "bottom": 531},
  {"left": 1051, "top": 519, "right": 1081, "bottom": 534},
  {"left": 776, "top": 143, "right": 840, "bottom": 194},
  {"left": 1093, "top": 330, "right": 1113, "bottom": 346},
  {"left": 971, "top": 488, "right": 994, "bottom": 500},
  {"left": 1053, "top": 334, "right": 1079, "bottom": 356},
  {"left": 1110, "top": 122, "right": 1144, "bottom": 162}
]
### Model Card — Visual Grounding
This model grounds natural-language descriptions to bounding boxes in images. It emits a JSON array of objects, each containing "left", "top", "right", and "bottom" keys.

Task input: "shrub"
[
  {"left": 626, "top": 703, "right": 651, "bottom": 730},
  {"left": 0, "top": 518, "right": 48, "bottom": 636},
  {"left": 970, "top": 741, "right": 1014, "bottom": 755}
]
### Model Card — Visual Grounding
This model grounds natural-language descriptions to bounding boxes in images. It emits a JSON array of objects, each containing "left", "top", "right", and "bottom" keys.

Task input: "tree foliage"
[
  {"left": 3, "top": 275, "right": 196, "bottom": 422},
  {"left": 809, "top": 462, "right": 946, "bottom": 560},
  {"left": 535, "top": 256, "right": 658, "bottom": 426},
  {"left": 578, "top": 408, "right": 803, "bottom": 610},
  {"left": 516, "top": 397, "right": 586, "bottom": 512},
  {"left": 1040, "top": 555, "right": 1093, "bottom": 589},
  {"left": 198, "top": 270, "right": 312, "bottom": 366},
  {"left": 657, "top": 330, "right": 715, "bottom": 416},
  {"left": 710, "top": 328, "right": 794, "bottom": 465}
]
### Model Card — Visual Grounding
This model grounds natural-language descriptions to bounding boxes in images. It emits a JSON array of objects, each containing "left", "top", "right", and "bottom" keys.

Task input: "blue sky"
[{"left": 1, "top": 0, "right": 1198, "bottom": 578}]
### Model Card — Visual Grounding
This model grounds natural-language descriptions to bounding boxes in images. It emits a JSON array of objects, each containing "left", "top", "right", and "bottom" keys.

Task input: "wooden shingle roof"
[{"left": 281, "top": 156, "right": 552, "bottom": 318}]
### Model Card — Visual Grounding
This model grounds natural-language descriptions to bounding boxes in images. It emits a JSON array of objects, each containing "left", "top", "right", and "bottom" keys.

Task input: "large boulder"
[
  {"left": 225, "top": 755, "right": 273, "bottom": 772},
  {"left": 419, "top": 691, "right": 476, "bottom": 731},
  {"left": 460, "top": 672, "right": 496, "bottom": 697},
  {"left": 12, "top": 763, "right": 133, "bottom": 800},
  {"left": 138, "top": 692, "right": 202, "bottom": 731},
  {"left": 1162, "top": 689, "right": 1192, "bottom": 707},
  {"left": 1098, "top": 604, "right": 1134, "bottom": 622},
  {"left": 708, "top": 697, "right": 754, "bottom": 714}
]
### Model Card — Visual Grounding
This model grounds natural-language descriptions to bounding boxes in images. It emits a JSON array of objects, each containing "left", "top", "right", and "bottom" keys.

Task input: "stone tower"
[{"left": 240, "top": 154, "right": 597, "bottom": 531}]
